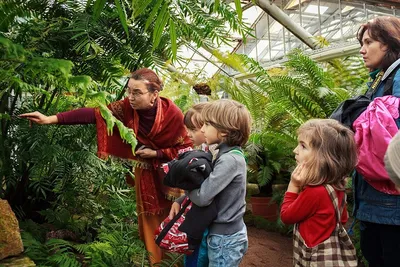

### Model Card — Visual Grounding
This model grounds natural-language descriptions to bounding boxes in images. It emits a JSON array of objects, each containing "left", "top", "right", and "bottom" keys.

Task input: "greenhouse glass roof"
[{"left": 176, "top": 0, "right": 400, "bottom": 79}]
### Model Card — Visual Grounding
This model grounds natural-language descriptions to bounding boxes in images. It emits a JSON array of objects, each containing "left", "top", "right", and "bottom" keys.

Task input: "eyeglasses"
[{"left": 126, "top": 89, "right": 150, "bottom": 97}]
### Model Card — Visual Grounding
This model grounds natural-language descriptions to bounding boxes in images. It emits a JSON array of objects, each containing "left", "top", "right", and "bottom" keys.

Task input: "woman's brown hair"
[
  {"left": 298, "top": 119, "right": 357, "bottom": 190},
  {"left": 129, "top": 68, "right": 163, "bottom": 92},
  {"left": 357, "top": 16, "right": 400, "bottom": 70}
]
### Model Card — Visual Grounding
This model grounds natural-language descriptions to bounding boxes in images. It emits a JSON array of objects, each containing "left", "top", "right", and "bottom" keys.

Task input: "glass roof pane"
[
  {"left": 249, "top": 40, "right": 269, "bottom": 59},
  {"left": 177, "top": 1, "right": 400, "bottom": 79},
  {"left": 175, "top": 3, "right": 261, "bottom": 78},
  {"left": 201, "top": 62, "right": 221, "bottom": 78}
]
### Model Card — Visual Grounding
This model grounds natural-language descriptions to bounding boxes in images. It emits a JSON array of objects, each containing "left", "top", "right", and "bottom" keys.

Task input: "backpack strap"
[
  {"left": 155, "top": 197, "right": 192, "bottom": 245},
  {"left": 324, "top": 184, "right": 346, "bottom": 225},
  {"left": 229, "top": 148, "right": 245, "bottom": 157},
  {"left": 214, "top": 146, "right": 245, "bottom": 162},
  {"left": 383, "top": 65, "right": 400, "bottom": 96},
  {"left": 365, "top": 70, "right": 384, "bottom": 99},
  {"left": 229, "top": 148, "right": 247, "bottom": 163}
]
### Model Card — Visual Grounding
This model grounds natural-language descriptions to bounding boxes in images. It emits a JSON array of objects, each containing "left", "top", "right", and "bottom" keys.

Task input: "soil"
[{"left": 241, "top": 226, "right": 293, "bottom": 267}]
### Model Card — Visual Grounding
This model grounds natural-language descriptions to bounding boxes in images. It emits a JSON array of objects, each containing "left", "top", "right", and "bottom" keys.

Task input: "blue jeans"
[
  {"left": 207, "top": 225, "right": 248, "bottom": 267},
  {"left": 184, "top": 229, "right": 209, "bottom": 267}
]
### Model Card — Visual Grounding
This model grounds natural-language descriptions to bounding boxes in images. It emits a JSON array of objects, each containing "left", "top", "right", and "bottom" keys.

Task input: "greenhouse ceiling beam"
[
  {"left": 200, "top": 44, "right": 258, "bottom": 85},
  {"left": 346, "top": 0, "right": 400, "bottom": 9},
  {"left": 255, "top": 0, "right": 320, "bottom": 49},
  {"left": 166, "top": 64, "right": 195, "bottom": 85},
  {"left": 233, "top": 41, "right": 361, "bottom": 80},
  {"left": 186, "top": 44, "right": 233, "bottom": 77}
]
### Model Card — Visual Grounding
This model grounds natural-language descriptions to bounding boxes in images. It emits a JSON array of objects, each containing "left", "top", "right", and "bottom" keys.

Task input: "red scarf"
[{"left": 94, "top": 97, "right": 192, "bottom": 214}]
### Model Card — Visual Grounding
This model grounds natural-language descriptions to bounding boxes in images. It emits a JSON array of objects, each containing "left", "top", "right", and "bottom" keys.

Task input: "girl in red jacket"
[{"left": 281, "top": 119, "right": 358, "bottom": 266}]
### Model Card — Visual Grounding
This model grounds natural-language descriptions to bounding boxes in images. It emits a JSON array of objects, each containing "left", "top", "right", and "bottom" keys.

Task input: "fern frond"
[{"left": 155, "top": 253, "right": 184, "bottom": 267}]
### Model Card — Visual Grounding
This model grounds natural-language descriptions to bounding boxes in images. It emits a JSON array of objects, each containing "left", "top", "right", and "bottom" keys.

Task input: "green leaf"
[
  {"left": 70, "top": 31, "right": 88, "bottom": 40},
  {"left": 234, "top": 0, "right": 242, "bottom": 21},
  {"left": 152, "top": 1, "right": 169, "bottom": 49},
  {"left": 169, "top": 18, "right": 177, "bottom": 60},
  {"left": 93, "top": 0, "right": 107, "bottom": 20},
  {"left": 115, "top": 120, "right": 137, "bottom": 155},
  {"left": 0, "top": 113, "right": 11, "bottom": 120},
  {"left": 144, "top": 0, "right": 163, "bottom": 31},
  {"left": 86, "top": 0, "right": 94, "bottom": 8},
  {"left": 114, "top": 0, "right": 129, "bottom": 37},
  {"left": 97, "top": 102, "right": 137, "bottom": 155},
  {"left": 133, "top": 0, "right": 152, "bottom": 18},
  {"left": 214, "top": 0, "right": 220, "bottom": 11}
]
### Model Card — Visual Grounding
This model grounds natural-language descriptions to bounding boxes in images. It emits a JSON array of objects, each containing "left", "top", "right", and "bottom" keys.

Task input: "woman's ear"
[{"left": 151, "top": 90, "right": 159, "bottom": 104}]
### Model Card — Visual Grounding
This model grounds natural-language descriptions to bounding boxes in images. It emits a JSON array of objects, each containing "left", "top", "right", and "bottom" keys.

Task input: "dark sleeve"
[
  {"left": 156, "top": 150, "right": 165, "bottom": 159},
  {"left": 56, "top": 108, "right": 96, "bottom": 125}
]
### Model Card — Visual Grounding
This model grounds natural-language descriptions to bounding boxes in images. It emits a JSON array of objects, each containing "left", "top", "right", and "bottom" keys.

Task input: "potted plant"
[{"left": 245, "top": 137, "right": 294, "bottom": 221}]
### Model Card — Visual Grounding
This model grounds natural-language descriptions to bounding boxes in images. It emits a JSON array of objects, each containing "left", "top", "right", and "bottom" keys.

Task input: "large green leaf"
[
  {"left": 98, "top": 102, "right": 137, "bottom": 155},
  {"left": 114, "top": 0, "right": 130, "bottom": 37},
  {"left": 234, "top": 0, "right": 242, "bottom": 21},
  {"left": 169, "top": 18, "right": 177, "bottom": 60},
  {"left": 93, "top": 0, "right": 107, "bottom": 20},
  {"left": 152, "top": 1, "right": 170, "bottom": 49},
  {"left": 132, "top": 0, "right": 152, "bottom": 18},
  {"left": 144, "top": 0, "right": 163, "bottom": 31}
]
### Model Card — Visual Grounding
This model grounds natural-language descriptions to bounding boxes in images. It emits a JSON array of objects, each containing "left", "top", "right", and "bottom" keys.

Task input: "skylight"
[
  {"left": 304, "top": 5, "right": 329, "bottom": 14},
  {"left": 342, "top": 6, "right": 355, "bottom": 13}
]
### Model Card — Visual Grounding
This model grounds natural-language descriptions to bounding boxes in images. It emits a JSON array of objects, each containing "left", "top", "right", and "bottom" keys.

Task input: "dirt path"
[{"left": 241, "top": 226, "right": 293, "bottom": 267}]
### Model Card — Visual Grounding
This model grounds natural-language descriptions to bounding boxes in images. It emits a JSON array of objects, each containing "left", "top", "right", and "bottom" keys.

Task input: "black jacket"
[
  {"left": 163, "top": 150, "right": 213, "bottom": 190},
  {"left": 163, "top": 150, "right": 217, "bottom": 248}
]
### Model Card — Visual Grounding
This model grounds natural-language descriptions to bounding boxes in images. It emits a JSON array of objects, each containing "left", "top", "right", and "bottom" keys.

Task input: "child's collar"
[{"left": 214, "top": 142, "right": 242, "bottom": 160}]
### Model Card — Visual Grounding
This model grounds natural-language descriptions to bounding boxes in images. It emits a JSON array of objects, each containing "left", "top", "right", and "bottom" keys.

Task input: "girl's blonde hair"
[
  {"left": 184, "top": 103, "right": 209, "bottom": 130},
  {"left": 202, "top": 99, "right": 251, "bottom": 147},
  {"left": 298, "top": 119, "right": 357, "bottom": 190}
]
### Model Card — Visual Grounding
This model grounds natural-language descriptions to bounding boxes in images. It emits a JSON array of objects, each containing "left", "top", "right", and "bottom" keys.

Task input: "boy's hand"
[{"left": 168, "top": 202, "right": 180, "bottom": 219}]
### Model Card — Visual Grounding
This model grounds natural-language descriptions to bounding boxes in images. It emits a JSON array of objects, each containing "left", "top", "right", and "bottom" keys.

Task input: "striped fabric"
[
  {"left": 154, "top": 197, "right": 194, "bottom": 255},
  {"left": 292, "top": 185, "right": 358, "bottom": 267}
]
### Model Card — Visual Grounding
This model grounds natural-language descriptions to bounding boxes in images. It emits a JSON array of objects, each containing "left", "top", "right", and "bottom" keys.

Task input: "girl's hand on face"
[
  {"left": 286, "top": 164, "right": 307, "bottom": 193},
  {"left": 135, "top": 147, "right": 157, "bottom": 158},
  {"left": 291, "top": 163, "right": 307, "bottom": 188},
  {"left": 168, "top": 202, "right": 180, "bottom": 219}
]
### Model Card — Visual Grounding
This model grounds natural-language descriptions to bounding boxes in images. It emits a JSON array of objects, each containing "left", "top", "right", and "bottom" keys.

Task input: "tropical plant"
[
  {"left": 214, "top": 49, "right": 368, "bottom": 189},
  {"left": 1, "top": 0, "right": 250, "bottom": 264}
]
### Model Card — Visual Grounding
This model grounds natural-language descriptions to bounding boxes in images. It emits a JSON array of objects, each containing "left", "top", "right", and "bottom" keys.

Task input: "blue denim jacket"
[{"left": 353, "top": 63, "right": 400, "bottom": 225}]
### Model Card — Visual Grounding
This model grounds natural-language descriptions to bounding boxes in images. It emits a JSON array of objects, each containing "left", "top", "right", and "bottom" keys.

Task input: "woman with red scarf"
[{"left": 20, "top": 68, "right": 192, "bottom": 265}]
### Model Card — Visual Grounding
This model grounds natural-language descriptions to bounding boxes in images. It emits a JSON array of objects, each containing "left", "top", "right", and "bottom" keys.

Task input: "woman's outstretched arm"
[{"left": 19, "top": 108, "right": 96, "bottom": 125}]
